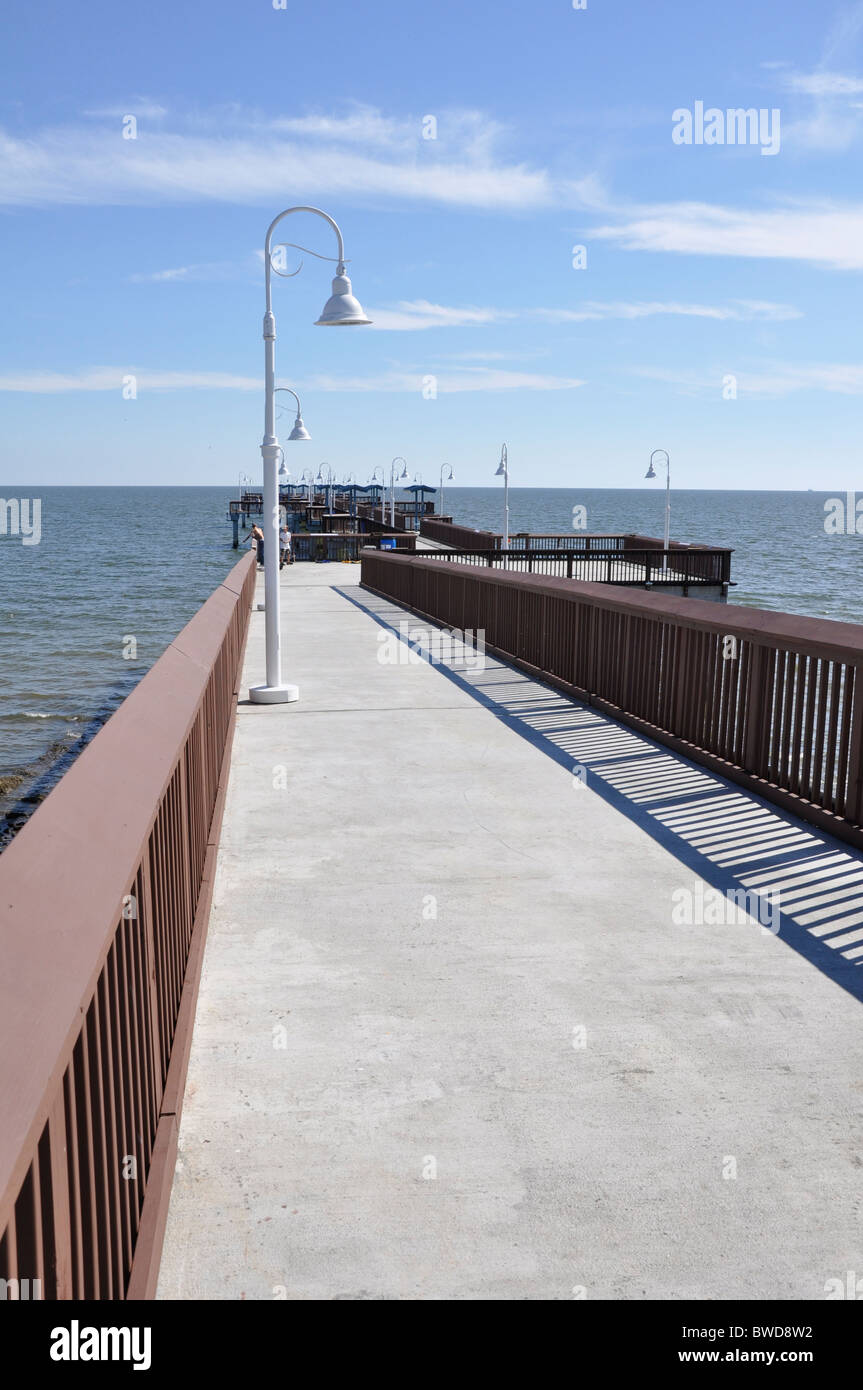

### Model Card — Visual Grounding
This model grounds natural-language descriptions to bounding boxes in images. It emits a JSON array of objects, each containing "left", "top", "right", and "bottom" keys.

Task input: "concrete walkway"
[{"left": 157, "top": 564, "right": 863, "bottom": 1300}]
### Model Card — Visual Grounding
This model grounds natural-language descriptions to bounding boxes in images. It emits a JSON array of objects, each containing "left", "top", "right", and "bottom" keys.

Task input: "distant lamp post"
[
  {"left": 495, "top": 443, "right": 510, "bottom": 548},
  {"left": 301, "top": 468, "right": 315, "bottom": 506},
  {"left": 389, "top": 456, "right": 409, "bottom": 528},
  {"left": 369, "top": 466, "right": 384, "bottom": 517},
  {"left": 251, "top": 204, "right": 371, "bottom": 707},
  {"left": 439, "top": 463, "right": 453, "bottom": 517},
  {"left": 317, "top": 463, "right": 334, "bottom": 517},
  {"left": 645, "top": 449, "right": 671, "bottom": 556},
  {"left": 410, "top": 471, "right": 423, "bottom": 530}
]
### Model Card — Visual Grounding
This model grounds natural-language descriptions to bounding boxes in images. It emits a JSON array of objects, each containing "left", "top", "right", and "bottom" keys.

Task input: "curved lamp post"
[
  {"left": 301, "top": 468, "right": 315, "bottom": 507},
  {"left": 389, "top": 456, "right": 409, "bottom": 528},
  {"left": 317, "top": 463, "right": 334, "bottom": 517},
  {"left": 439, "top": 463, "right": 453, "bottom": 518},
  {"left": 645, "top": 449, "right": 671, "bottom": 561},
  {"left": 274, "top": 386, "right": 311, "bottom": 443},
  {"left": 495, "top": 443, "right": 510, "bottom": 549},
  {"left": 368, "top": 466, "right": 384, "bottom": 520},
  {"left": 250, "top": 205, "right": 371, "bottom": 706}
]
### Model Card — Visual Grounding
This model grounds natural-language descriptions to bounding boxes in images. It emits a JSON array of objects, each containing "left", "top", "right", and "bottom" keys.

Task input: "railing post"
[
  {"left": 744, "top": 643, "right": 767, "bottom": 775},
  {"left": 847, "top": 666, "right": 863, "bottom": 825}
]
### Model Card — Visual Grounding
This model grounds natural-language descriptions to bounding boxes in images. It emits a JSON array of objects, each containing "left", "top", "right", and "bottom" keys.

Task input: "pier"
[{"left": 3, "top": 544, "right": 863, "bottom": 1299}]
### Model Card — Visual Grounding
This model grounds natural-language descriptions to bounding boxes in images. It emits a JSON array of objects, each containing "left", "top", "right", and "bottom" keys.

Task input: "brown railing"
[
  {"left": 406, "top": 546, "right": 731, "bottom": 587},
  {"left": 361, "top": 552, "right": 863, "bottom": 850},
  {"left": 289, "top": 533, "right": 414, "bottom": 561},
  {"left": 420, "top": 518, "right": 501, "bottom": 549},
  {"left": 0, "top": 550, "right": 255, "bottom": 1300}
]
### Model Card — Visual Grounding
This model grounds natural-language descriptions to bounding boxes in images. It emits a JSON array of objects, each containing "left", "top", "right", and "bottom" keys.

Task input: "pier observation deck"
[{"left": 155, "top": 563, "right": 863, "bottom": 1301}]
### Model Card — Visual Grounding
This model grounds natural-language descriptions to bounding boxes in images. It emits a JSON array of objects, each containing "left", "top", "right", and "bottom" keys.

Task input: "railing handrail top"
[
  {"left": 371, "top": 551, "right": 863, "bottom": 658},
  {"left": 0, "top": 550, "right": 255, "bottom": 1223}
]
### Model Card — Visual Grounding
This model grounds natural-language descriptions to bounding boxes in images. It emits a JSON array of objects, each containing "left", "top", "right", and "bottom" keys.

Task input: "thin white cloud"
[
  {"left": 0, "top": 366, "right": 582, "bottom": 394},
  {"left": 635, "top": 361, "right": 863, "bottom": 397},
  {"left": 303, "top": 368, "right": 584, "bottom": 393},
  {"left": 786, "top": 71, "right": 863, "bottom": 95},
  {"left": 127, "top": 259, "right": 244, "bottom": 283},
  {"left": 367, "top": 297, "right": 801, "bottom": 329},
  {"left": 0, "top": 368, "right": 261, "bottom": 393},
  {"left": 531, "top": 299, "right": 801, "bottom": 323},
  {"left": 592, "top": 200, "right": 863, "bottom": 269},
  {"left": 778, "top": 5, "right": 863, "bottom": 149},
  {"left": 83, "top": 101, "right": 168, "bottom": 120},
  {"left": 0, "top": 105, "right": 558, "bottom": 210},
  {"left": 369, "top": 301, "right": 504, "bottom": 330},
  {"left": 129, "top": 266, "right": 194, "bottom": 283}
]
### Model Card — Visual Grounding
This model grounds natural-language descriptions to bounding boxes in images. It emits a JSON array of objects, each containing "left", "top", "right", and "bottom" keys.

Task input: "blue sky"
[{"left": 2, "top": 0, "right": 862, "bottom": 488}]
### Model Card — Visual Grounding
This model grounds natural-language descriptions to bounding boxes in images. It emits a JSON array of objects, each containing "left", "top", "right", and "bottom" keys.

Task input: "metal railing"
[
  {"left": 419, "top": 518, "right": 501, "bottom": 549},
  {"left": 405, "top": 546, "right": 731, "bottom": 587},
  {"left": 0, "top": 550, "right": 256, "bottom": 1299},
  {"left": 361, "top": 552, "right": 863, "bottom": 851},
  {"left": 288, "top": 533, "right": 414, "bottom": 562}
]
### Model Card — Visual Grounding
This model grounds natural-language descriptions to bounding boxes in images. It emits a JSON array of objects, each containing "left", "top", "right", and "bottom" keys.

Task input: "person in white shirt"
[{"left": 279, "top": 524, "right": 292, "bottom": 569}]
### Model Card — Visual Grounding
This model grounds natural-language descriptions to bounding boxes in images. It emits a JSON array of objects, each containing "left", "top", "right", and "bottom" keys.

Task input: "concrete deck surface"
[{"left": 157, "top": 563, "right": 863, "bottom": 1300}]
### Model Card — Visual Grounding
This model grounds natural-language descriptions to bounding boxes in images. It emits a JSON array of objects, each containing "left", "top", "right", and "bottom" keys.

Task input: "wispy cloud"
[
  {"left": 368, "top": 297, "right": 800, "bottom": 330},
  {"left": 82, "top": 100, "right": 168, "bottom": 121},
  {"left": 635, "top": 361, "right": 863, "bottom": 398},
  {"left": 592, "top": 199, "right": 863, "bottom": 269},
  {"left": 303, "top": 368, "right": 584, "bottom": 393},
  {"left": 0, "top": 365, "right": 583, "bottom": 394},
  {"left": 786, "top": 71, "right": 863, "bottom": 96},
  {"left": 777, "top": 4, "right": 863, "bottom": 149},
  {"left": 368, "top": 301, "right": 504, "bottom": 330},
  {"left": 531, "top": 299, "right": 801, "bottom": 324},
  {"left": 0, "top": 103, "right": 564, "bottom": 210},
  {"left": 127, "top": 259, "right": 245, "bottom": 283}
]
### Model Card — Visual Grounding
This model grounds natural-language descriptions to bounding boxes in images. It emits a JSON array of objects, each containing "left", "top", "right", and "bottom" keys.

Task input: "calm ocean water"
[{"left": 0, "top": 485, "right": 860, "bottom": 815}]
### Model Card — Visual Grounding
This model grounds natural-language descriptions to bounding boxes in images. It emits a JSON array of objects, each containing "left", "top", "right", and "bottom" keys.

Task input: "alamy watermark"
[
  {"left": 672, "top": 882, "right": 781, "bottom": 935},
  {"left": 825, "top": 493, "right": 863, "bottom": 535},
  {"left": 377, "top": 622, "right": 486, "bottom": 669},
  {"left": 672, "top": 101, "right": 780, "bottom": 156},
  {"left": 0, "top": 497, "right": 41, "bottom": 546}
]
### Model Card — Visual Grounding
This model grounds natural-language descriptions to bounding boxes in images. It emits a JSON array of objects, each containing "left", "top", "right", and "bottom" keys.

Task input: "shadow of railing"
[{"left": 342, "top": 587, "right": 863, "bottom": 1004}]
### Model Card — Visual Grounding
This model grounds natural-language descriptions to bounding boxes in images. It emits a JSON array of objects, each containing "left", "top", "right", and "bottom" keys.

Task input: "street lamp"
[
  {"left": 368, "top": 466, "right": 384, "bottom": 520},
  {"left": 251, "top": 205, "right": 371, "bottom": 706},
  {"left": 645, "top": 449, "right": 671, "bottom": 559},
  {"left": 317, "top": 463, "right": 334, "bottom": 518},
  {"left": 495, "top": 443, "right": 510, "bottom": 549},
  {"left": 439, "top": 463, "right": 453, "bottom": 517},
  {"left": 274, "top": 385, "right": 311, "bottom": 443},
  {"left": 389, "top": 456, "right": 409, "bottom": 528},
  {"left": 301, "top": 468, "right": 315, "bottom": 507},
  {"left": 343, "top": 471, "right": 356, "bottom": 518}
]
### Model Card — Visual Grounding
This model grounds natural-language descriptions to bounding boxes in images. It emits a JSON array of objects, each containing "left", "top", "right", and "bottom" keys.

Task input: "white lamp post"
[
  {"left": 301, "top": 468, "right": 315, "bottom": 507},
  {"left": 275, "top": 387, "right": 308, "bottom": 500},
  {"left": 439, "top": 463, "right": 453, "bottom": 517},
  {"left": 495, "top": 443, "right": 510, "bottom": 549},
  {"left": 250, "top": 205, "right": 371, "bottom": 706},
  {"left": 317, "top": 463, "right": 334, "bottom": 518},
  {"left": 645, "top": 449, "right": 671, "bottom": 564},
  {"left": 369, "top": 466, "right": 384, "bottom": 520},
  {"left": 389, "top": 456, "right": 409, "bottom": 528}
]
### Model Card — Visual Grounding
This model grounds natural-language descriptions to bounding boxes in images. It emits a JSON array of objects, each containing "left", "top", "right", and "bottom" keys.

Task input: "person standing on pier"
[
  {"left": 250, "top": 522, "right": 265, "bottom": 569},
  {"left": 279, "top": 523, "right": 292, "bottom": 568}
]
